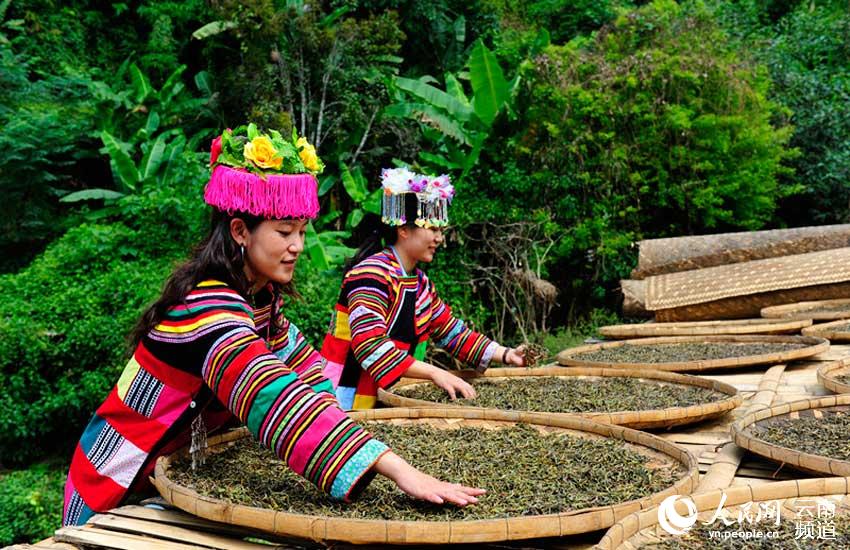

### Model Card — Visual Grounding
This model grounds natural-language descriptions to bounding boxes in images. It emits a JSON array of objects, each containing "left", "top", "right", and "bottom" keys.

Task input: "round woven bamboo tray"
[
  {"left": 378, "top": 366, "right": 742, "bottom": 430},
  {"left": 803, "top": 319, "right": 850, "bottom": 342},
  {"left": 556, "top": 335, "right": 829, "bottom": 373},
  {"left": 152, "top": 408, "right": 699, "bottom": 545},
  {"left": 594, "top": 478, "right": 850, "bottom": 549},
  {"left": 731, "top": 395, "right": 850, "bottom": 477},
  {"left": 817, "top": 361, "right": 850, "bottom": 394},
  {"left": 599, "top": 318, "right": 812, "bottom": 339},
  {"left": 761, "top": 298, "right": 850, "bottom": 321}
]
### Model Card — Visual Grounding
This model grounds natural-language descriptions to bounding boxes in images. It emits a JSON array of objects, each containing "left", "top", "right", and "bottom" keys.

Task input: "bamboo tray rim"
[
  {"left": 803, "top": 319, "right": 850, "bottom": 341},
  {"left": 599, "top": 318, "right": 812, "bottom": 339},
  {"left": 594, "top": 477, "right": 850, "bottom": 550},
  {"left": 762, "top": 298, "right": 850, "bottom": 320},
  {"left": 377, "top": 366, "right": 742, "bottom": 430},
  {"left": 731, "top": 395, "right": 850, "bottom": 478},
  {"left": 817, "top": 360, "right": 850, "bottom": 395},
  {"left": 556, "top": 335, "right": 829, "bottom": 373},
  {"left": 152, "top": 408, "right": 699, "bottom": 545}
]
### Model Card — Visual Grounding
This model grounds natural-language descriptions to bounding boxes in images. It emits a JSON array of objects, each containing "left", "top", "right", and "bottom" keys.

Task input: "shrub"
[
  {"left": 0, "top": 162, "right": 207, "bottom": 465},
  {"left": 0, "top": 461, "right": 66, "bottom": 545},
  {"left": 511, "top": 0, "right": 797, "bottom": 306}
]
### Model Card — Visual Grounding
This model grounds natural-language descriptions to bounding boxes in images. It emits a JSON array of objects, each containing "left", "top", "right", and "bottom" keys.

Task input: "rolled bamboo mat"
[
  {"left": 594, "top": 477, "right": 850, "bottom": 549},
  {"left": 803, "top": 319, "right": 850, "bottom": 342},
  {"left": 599, "top": 318, "right": 812, "bottom": 339},
  {"left": 817, "top": 361, "right": 850, "bottom": 394},
  {"left": 731, "top": 395, "right": 850, "bottom": 477},
  {"left": 152, "top": 408, "right": 699, "bottom": 545},
  {"left": 632, "top": 224, "right": 850, "bottom": 279},
  {"left": 556, "top": 335, "right": 828, "bottom": 373},
  {"left": 763, "top": 298, "right": 850, "bottom": 321},
  {"left": 621, "top": 279, "right": 651, "bottom": 318},
  {"left": 379, "top": 366, "right": 742, "bottom": 430},
  {"left": 695, "top": 363, "right": 786, "bottom": 494}
]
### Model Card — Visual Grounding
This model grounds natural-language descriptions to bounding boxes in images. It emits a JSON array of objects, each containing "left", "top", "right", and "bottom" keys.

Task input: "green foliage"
[
  {"left": 0, "top": 166, "right": 207, "bottom": 465},
  {"left": 286, "top": 263, "right": 344, "bottom": 345},
  {"left": 541, "top": 309, "right": 622, "bottom": 354},
  {"left": 0, "top": 42, "right": 97, "bottom": 271},
  {"left": 386, "top": 40, "right": 513, "bottom": 181},
  {"left": 713, "top": 0, "right": 850, "bottom": 224},
  {"left": 515, "top": 0, "right": 796, "bottom": 303},
  {"left": 0, "top": 461, "right": 66, "bottom": 545}
]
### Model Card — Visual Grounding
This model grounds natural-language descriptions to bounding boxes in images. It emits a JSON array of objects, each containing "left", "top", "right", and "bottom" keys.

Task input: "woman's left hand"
[{"left": 503, "top": 345, "right": 527, "bottom": 367}]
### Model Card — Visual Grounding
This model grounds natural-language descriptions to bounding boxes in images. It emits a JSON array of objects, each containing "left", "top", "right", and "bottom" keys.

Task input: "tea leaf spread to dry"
[
  {"left": 171, "top": 424, "right": 684, "bottom": 520},
  {"left": 395, "top": 377, "right": 726, "bottom": 413},
  {"left": 572, "top": 343, "right": 805, "bottom": 364}
]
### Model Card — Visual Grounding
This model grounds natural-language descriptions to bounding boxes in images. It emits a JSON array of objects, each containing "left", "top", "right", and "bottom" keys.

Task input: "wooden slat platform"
[{"left": 26, "top": 345, "right": 850, "bottom": 549}]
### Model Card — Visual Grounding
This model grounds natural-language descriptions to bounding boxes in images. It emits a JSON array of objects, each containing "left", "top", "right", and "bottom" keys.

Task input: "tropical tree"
[{"left": 384, "top": 40, "right": 515, "bottom": 182}]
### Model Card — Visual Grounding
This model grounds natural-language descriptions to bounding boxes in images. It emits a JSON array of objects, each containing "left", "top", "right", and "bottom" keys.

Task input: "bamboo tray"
[
  {"left": 594, "top": 478, "right": 850, "bottom": 549},
  {"left": 152, "top": 408, "right": 699, "bottom": 545},
  {"left": 378, "top": 367, "right": 742, "bottom": 430},
  {"left": 803, "top": 319, "right": 850, "bottom": 342},
  {"left": 731, "top": 395, "right": 850, "bottom": 477},
  {"left": 818, "top": 361, "right": 850, "bottom": 394},
  {"left": 762, "top": 298, "right": 850, "bottom": 321},
  {"left": 556, "top": 335, "right": 829, "bottom": 373},
  {"left": 599, "top": 318, "right": 811, "bottom": 339}
]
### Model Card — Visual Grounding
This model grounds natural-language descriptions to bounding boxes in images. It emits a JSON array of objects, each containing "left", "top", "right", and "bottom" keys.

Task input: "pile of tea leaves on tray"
[
  {"left": 813, "top": 323, "right": 850, "bottom": 334},
  {"left": 643, "top": 513, "right": 850, "bottom": 549},
  {"left": 571, "top": 342, "right": 807, "bottom": 364},
  {"left": 754, "top": 411, "right": 850, "bottom": 462},
  {"left": 169, "top": 423, "right": 684, "bottom": 521},
  {"left": 835, "top": 373, "right": 850, "bottom": 386},
  {"left": 797, "top": 304, "right": 850, "bottom": 316},
  {"left": 394, "top": 377, "right": 727, "bottom": 412}
]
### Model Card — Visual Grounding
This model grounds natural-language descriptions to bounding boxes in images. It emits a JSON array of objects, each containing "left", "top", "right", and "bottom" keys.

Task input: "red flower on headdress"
[{"left": 210, "top": 135, "right": 223, "bottom": 166}]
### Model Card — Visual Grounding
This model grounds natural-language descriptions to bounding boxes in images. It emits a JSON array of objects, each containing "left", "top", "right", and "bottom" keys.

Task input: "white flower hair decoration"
[{"left": 380, "top": 167, "right": 454, "bottom": 228}]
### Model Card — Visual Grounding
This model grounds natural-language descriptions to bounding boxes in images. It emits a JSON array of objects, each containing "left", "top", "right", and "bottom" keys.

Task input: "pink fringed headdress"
[
  {"left": 204, "top": 165, "right": 319, "bottom": 219},
  {"left": 203, "top": 125, "right": 322, "bottom": 219}
]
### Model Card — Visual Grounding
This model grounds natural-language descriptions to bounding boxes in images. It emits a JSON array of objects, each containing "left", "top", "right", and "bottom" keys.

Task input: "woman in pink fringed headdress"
[{"left": 62, "top": 126, "right": 484, "bottom": 528}]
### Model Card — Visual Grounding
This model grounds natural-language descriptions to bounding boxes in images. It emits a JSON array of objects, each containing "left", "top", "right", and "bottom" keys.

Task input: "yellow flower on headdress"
[
  {"left": 244, "top": 136, "right": 283, "bottom": 170},
  {"left": 296, "top": 137, "right": 320, "bottom": 173}
]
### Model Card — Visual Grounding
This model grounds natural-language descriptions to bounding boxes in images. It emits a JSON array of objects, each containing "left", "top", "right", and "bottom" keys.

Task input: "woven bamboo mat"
[{"left": 645, "top": 247, "right": 850, "bottom": 311}]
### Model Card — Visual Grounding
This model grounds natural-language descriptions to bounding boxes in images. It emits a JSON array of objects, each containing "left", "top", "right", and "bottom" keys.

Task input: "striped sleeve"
[
  {"left": 270, "top": 315, "right": 335, "bottom": 397},
  {"left": 185, "top": 286, "right": 388, "bottom": 500},
  {"left": 426, "top": 277, "right": 498, "bottom": 371},
  {"left": 343, "top": 264, "right": 414, "bottom": 389}
]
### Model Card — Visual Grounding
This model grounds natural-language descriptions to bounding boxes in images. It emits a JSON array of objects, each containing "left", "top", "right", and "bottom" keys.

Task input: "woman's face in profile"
[{"left": 244, "top": 218, "right": 308, "bottom": 285}]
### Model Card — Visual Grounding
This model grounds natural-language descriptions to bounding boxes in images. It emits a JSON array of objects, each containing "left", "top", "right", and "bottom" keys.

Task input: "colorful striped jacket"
[
  {"left": 63, "top": 280, "right": 388, "bottom": 526},
  {"left": 321, "top": 248, "right": 498, "bottom": 410}
]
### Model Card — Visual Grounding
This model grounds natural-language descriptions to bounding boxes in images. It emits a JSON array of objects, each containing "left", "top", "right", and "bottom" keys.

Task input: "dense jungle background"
[{"left": 1, "top": 0, "right": 848, "bottom": 542}]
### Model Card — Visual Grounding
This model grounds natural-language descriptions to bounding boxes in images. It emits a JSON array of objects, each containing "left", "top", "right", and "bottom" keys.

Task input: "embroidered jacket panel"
[
  {"left": 63, "top": 280, "right": 388, "bottom": 526},
  {"left": 321, "top": 249, "right": 498, "bottom": 409}
]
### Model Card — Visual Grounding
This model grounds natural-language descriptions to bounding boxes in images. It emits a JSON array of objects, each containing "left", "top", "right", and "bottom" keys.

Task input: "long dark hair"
[
  {"left": 344, "top": 193, "right": 420, "bottom": 274},
  {"left": 128, "top": 209, "right": 292, "bottom": 350}
]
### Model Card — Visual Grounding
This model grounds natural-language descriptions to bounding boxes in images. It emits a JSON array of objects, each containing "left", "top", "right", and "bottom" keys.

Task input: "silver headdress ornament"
[{"left": 380, "top": 167, "right": 455, "bottom": 228}]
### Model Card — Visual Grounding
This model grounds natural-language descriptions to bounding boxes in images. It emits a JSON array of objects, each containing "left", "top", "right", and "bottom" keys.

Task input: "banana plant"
[
  {"left": 384, "top": 40, "right": 517, "bottom": 182},
  {"left": 303, "top": 162, "right": 383, "bottom": 271},
  {"left": 62, "top": 62, "right": 214, "bottom": 216},
  {"left": 60, "top": 128, "right": 188, "bottom": 218}
]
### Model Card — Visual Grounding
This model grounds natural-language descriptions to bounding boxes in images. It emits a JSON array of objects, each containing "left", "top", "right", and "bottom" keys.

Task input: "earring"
[{"left": 240, "top": 244, "right": 245, "bottom": 262}]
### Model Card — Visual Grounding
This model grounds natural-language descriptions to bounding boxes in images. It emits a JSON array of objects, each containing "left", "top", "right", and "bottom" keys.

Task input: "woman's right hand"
[
  {"left": 374, "top": 451, "right": 485, "bottom": 506},
  {"left": 430, "top": 368, "right": 476, "bottom": 400}
]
